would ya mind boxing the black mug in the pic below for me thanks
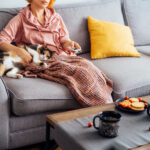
[147,105,150,116]
[93,111,121,138]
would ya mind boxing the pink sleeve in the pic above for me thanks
[58,14,70,43]
[0,14,22,45]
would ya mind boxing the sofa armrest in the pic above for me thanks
[0,77,9,150]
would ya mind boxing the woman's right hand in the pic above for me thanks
[15,48,32,65]
[0,42,32,65]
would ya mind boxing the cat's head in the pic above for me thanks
[37,44,52,61]
[26,44,52,61]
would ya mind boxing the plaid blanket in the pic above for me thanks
[20,55,113,107]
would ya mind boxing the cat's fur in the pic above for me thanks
[0,44,52,79]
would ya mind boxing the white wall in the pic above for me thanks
[0,0,100,8]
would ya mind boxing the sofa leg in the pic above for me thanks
[49,140,58,150]
[45,121,58,150]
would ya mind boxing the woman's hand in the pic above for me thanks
[62,40,81,54]
[15,48,32,65]
[0,42,32,65]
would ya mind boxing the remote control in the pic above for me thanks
[71,48,81,53]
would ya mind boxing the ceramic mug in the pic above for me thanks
[147,105,150,116]
[93,111,121,138]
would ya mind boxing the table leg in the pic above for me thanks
[45,121,58,150]
[45,121,50,150]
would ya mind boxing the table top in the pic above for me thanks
[46,95,150,127]
[47,103,115,127]
[46,95,150,150]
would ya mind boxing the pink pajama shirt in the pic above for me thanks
[0,5,71,55]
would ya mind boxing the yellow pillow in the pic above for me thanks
[88,16,140,59]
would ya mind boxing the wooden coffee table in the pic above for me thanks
[45,95,150,150]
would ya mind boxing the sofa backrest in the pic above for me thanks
[55,0,124,53]
[123,0,150,46]
[0,8,21,32]
[0,0,124,53]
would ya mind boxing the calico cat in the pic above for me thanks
[0,44,52,79]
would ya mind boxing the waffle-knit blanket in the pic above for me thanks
[20,55,113,107]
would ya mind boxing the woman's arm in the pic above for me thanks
[0,42,32,64]
[0,14,22,46]
[58,14,81,52]
[58,15,70,44]
[0,14,32,64]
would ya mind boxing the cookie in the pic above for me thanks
[130,102,145,111]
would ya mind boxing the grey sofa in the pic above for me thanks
[1,0,150,149]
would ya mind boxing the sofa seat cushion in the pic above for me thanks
[136,46,150,56]
[3,77,81,116]
[124,0,150,46]
[80,52,150,100]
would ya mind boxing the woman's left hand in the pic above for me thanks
[62,40,81,54]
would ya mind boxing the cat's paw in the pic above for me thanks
[39,62,48,68]
[16,74,23,79]
[43,63,48,68]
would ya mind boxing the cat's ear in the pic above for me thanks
[37,44,42,50]
[44,42,47,47]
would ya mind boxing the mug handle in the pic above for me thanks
[93,115,100,130]
[147,105,150,116]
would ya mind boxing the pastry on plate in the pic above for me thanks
[130,102,145,111]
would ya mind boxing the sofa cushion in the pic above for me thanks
[3,77,81,116]
[10,113,47,133]
[124,0,150,46]
[56,0,124,53]
[88,16,140,59]
[80,52,150,100]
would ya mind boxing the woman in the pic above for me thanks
[0,0,113,106]
[0,0,81,65]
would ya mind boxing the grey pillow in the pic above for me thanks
[124,0,150,46]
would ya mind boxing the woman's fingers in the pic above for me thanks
[70,41,74,48]
[17,48,32,65]
[68,41,81,50]
[74,42,81,50]
[23,52,32,64]
[65,41,74,50]
[62,40,81,55]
